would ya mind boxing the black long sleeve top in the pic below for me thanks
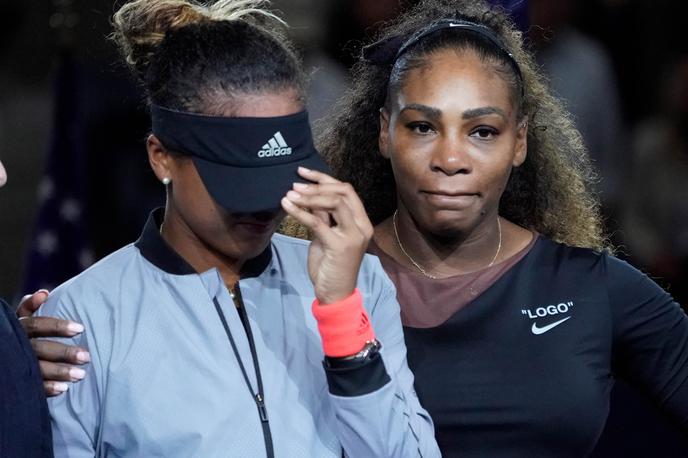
[388,237,688,457]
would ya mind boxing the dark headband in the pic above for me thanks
[363,18,523,91]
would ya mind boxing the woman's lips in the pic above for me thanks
[421,190,479,208]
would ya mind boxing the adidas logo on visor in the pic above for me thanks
[257,131,293,158]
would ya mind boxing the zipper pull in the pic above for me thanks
[255,394,269,422]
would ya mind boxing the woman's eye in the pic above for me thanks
[470,127,498,139]
[407,122,435,135]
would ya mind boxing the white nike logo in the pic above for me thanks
[531,316,571,335]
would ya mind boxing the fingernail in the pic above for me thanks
[68,322,85,333]
[286,190,301,199]
[37,289,50,295]
[298,166,311,173]
[281,197,294,208]
[293,182,308,190]
[76,351,91,363]
[54,382,69,393]
[69,368,86,380]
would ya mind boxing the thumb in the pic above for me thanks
[16,289,50,318]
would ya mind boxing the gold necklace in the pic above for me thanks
[392,210,502,279]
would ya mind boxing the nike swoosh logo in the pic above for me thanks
[531,316,571,335]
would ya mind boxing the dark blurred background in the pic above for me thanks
[1,0,687,454]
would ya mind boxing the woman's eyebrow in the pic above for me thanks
[399,104,508,122]
[462,106,507,121]
[399,103,442,120]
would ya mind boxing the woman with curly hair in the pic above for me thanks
[320,0,688,455]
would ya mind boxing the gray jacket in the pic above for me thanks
[38,210,440,457]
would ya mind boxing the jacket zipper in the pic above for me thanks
[213,287,275,458]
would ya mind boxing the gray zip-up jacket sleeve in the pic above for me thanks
[36,211,440,457]
[325,274,440,457]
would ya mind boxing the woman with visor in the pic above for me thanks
[31,0,439,456]
[317,0,688,456]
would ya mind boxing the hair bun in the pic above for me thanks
[112,0,284,79]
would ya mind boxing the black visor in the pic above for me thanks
[151,105,329,213]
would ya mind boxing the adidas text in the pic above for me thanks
[258,131,293,158]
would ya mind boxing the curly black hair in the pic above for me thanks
[317,0,610,251]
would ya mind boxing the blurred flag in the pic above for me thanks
[21,53,94,294]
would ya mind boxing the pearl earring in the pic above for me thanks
[162,177,171,185]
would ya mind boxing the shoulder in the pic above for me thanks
[531,237,653,284]
[36,243,141,320]
[603,254,675,309]
[59,243,140,291]
[536,239,674,309]
[603,253,652,282]
[525,237,607,274]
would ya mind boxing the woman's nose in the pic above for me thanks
[429,139,472,175]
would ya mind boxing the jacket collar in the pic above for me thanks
[135,208,272,278]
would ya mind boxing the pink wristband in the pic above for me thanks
[311,289,376,357]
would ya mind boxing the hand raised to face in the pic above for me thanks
[281,167,373,305]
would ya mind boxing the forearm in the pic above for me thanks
[324,354,439,457]
[313,288,440,457]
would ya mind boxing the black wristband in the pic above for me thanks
[323,339,381,369]
[323,351,391,396]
